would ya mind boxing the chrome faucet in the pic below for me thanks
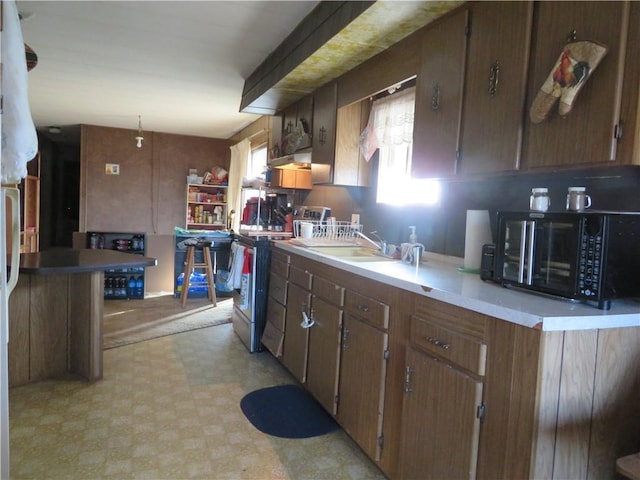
[355,231,383,251]
[402,243,425,266]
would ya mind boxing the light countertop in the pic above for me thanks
[273,241,640,332]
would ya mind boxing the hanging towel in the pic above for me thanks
[1,0,38,184]
[226,242,245,290]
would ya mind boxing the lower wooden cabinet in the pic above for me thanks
[281,282,311,383]
[399,346,483,480]
[338,313,389,461]
[306,290,343,415]
[268,246,640,480]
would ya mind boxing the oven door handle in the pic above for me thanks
[525,220,536,285]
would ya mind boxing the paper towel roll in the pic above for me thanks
[463,210,493,271]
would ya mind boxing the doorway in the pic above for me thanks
[38,126,80,249]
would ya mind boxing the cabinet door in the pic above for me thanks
[306,295,342,415]
[411,9,468,178]
[312,82,337,179]
[334,101,371,186]
[282,282,311,383]
[459,1,533,174]
[338,314,388,461]
[523,1,627,169]
[399,347,483,480]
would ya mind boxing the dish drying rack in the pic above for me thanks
[291,220,363,246]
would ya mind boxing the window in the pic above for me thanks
[370,86,440,206]
[248,145,267,179]
[241,145,269,230]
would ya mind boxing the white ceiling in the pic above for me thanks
[18,1,321,140]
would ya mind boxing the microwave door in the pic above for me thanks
[531,220,577,293]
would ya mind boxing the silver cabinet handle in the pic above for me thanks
[488,61,500,96]
[431,84,440,110]
[427,336,450,350]
[404,366,414,393]
[356,304,369,313]
[342,328,350,349]
[300,310,315,329]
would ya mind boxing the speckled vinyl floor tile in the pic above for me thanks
[9,323,385,480]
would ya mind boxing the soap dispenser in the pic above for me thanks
[409,226,417,244]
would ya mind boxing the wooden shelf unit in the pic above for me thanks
[186,183,228,230]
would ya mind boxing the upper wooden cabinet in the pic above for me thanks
[458,1,533,175]
[270,168,312,190]
[282,94,313,155]
[333,100,372,186]
[312,82,337,180]
[411,9,468,178]
[522,1,630,169]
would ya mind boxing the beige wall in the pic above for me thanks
[79,124,232,293]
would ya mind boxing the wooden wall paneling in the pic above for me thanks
[29,274,69,382]
[588,327,640,479]
[82,125,154,233]
[68,272,103,381]
[144,234,174,294]
[153,132,232,235]
[553,329,598,479]
[80,125,232,236]
[530,331,564,480]
[8,275,31,387]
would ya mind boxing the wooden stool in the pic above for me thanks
[180,242,217,307]
[617,452,640,480]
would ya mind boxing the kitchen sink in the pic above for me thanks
[308,246,397,262]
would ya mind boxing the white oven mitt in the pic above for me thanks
[1,0,38,184]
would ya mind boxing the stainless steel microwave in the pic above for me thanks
[485,211,640,310]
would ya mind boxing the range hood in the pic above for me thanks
[268,151,312,169]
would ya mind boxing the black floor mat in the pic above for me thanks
[240,384,338,439]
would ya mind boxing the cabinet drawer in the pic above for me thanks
[345,290,388,330]
[410,315,487,376]
[266,300,286,334]
[271,249,290,266]
[268,272,287,305]
[271,258,289,279]
[312,275,344,306]
[289,265,312,290]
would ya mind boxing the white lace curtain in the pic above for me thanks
[371,86,415,203]
[227,139,251,232]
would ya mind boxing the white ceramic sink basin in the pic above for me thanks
[308,246,397,262]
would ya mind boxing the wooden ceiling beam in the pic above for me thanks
[240,1,374,114]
